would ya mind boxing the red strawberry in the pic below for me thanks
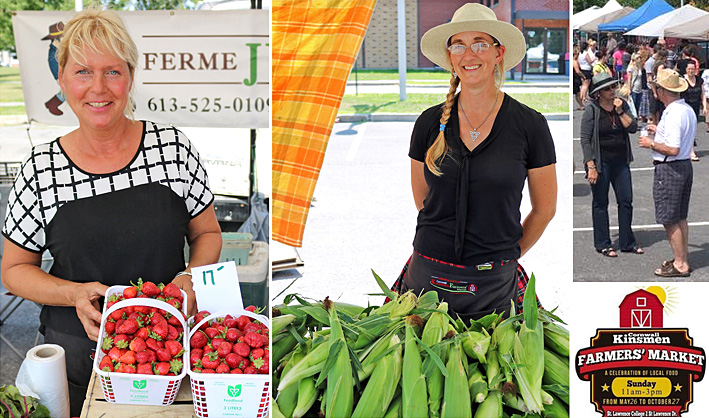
[234,342,250,357]
[215,324,227,334]
[225,328,242,343]
[193,311,211,331]
[150,312,167,326]
[250,348,264,360]
[217,341,233,358]
[114,334,130,349]
[133,305,150,315]
[119,350,136,365]
[135,327,150,341]
[170,359,183,374]
[239,358,251,369]
[156,347,172,362]
[211,338,226,349]
[127,312,144,322]
[223,317,238,328]
[204,345,214,355]
[99,356,114,372]
[136,363,153,375]
[166,325,179,341]
[244,331,264,348]
[101,337,113,354]
[244,322,261,333]
[154,362,170,375]
[204,327,220,340]
[108,347,124,362]
[135,350,152,364]
[244,305,257,313]
[225,353,242,370]
[146,349,157,364]
[146,338,162,352]
[258,359,269,374]
[216,363,230,374]
[104,320,116,335]
[243,366,257,374]
[110,308,125,322]
[201,369,216,374]
[237,316,251,331]
[161,283,182,299]
[151,321,168,341]
[166,298,181,310]
[190,349,204,367]
[123,286,138,299]
[139,279,161,297]
[190,331,208,349]
[123,364,137,374]
[201,352,220,369]
[129,337,147,352]
[168,315,182,327]
[165,340,184,358]
[117,318,140,335]
[230,368,243,374]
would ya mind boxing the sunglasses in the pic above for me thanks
[601,85,616,92]
[448,42,499,55]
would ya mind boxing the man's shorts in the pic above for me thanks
[653,160,693,224]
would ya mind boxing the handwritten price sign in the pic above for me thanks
[191,262,244,313]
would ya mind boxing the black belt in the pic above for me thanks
[653,159,689,165]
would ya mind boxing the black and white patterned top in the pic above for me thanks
[2,120,214,337]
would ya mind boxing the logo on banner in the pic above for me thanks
[41,21,66,116]
[576,288,706,417]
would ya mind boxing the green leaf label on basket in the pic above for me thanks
[133,380,147,390]
[227,385,242,398]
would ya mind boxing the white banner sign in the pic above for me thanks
[12,10,269,128]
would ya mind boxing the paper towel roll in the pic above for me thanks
[15,344,70,418]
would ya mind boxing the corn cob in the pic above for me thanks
[467,364,488,403]
[513,274,545,413]
[278,337,330,391]
[357,329,396,381]
[491,316,517,388]
[383,395,403,418]
[541,393,569,418]
[441,341,471,418]
[422,302,449,418]
[324,298,354,418]
[353,313,394,349]
[543,322,570,357]
[473,391,502,418]
[334,301,366,318]
[461,330,490,364]
[402,315,428,418]
[542,349,569,387]
[273,322,307,367]
[389,291,418,318]
[485,346,501,390]
[292,376,318,418]
[271,397,287,418]
[277,349,304,417]
[502,391,529,413]
[273,314,296,334]
[352,334,402,418]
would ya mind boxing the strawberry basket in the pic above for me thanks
[92,286,189,406]
[187,310,271,418]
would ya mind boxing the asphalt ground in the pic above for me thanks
[572,108,709,281]
[272,118,572,321]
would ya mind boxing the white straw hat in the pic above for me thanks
[656,68,688,93]
[420,3,526,72]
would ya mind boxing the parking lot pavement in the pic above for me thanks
[573,108,709,281]
[272,118,572,320]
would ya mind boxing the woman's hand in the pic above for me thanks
[74,282,110,342]
[587,166,598,185]
[613,98,624,113]
[171,273,197,316]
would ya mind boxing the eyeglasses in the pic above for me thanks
[448,42,498,55]
[601,85,616,92]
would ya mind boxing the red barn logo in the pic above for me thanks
[619,289,663,328]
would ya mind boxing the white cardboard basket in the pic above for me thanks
[92,287,189,406]
[187,311,271,418]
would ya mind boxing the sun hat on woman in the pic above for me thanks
[420,3,526,72]
[590,72,620,95]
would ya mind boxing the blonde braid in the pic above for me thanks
[425,72,460,176]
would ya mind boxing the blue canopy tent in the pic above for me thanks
[598,0,673,32]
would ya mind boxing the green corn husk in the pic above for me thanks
[324,298,354,418]
[292,376,318,418]
[278,337,330,391]
[273,314,297,334]
[512,275,545,413]
[384,395,403,418]
[541,388,554,405]
[403,315,428,418]
[543,384,569,406]
[422,302,449,418]
[273,324,306,368]
[485,346,501,390]
[389,291,419,318]
[277,349,304,417]
[541,393,569,418]
[461,330,491,364]
[441,341,471,418]
[271,397,287,418]
[357,329,397,382]
[543,322,570,358]
[473,391,502,418]
[351,334,402,418]
[502,391,529,413]
[353,313,395,349]
[492,315,518,388]
[415,291,440,320]
[467,364,488,403]
[542,349,569,387]
[334,301,366,318]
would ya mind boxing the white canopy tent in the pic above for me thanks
[664,14,709,40]
[573,0,623,30]
[625,5,707,37]
[578,7,635,33]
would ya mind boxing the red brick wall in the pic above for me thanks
[418,0,472,68]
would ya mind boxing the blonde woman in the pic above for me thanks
[393,3,556,322]
[1,9,221,414]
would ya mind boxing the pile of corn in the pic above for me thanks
[271,273,569,418]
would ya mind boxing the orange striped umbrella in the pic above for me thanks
[272,0,377,246]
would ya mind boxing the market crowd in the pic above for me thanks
[575,34,707,278]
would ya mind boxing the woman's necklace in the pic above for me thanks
[601,102,617,129]
[459,92,499,141]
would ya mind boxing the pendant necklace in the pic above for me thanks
[460,92,499,141]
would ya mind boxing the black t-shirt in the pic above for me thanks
[681,77,704,115]
[598,109,628,162]
[2,121,214,338]
[409,94,556,265]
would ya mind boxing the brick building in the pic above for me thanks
[356,0,569,75]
